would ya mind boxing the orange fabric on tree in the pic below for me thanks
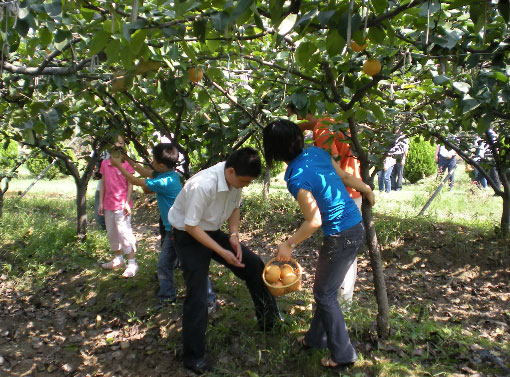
[312,117,362,199]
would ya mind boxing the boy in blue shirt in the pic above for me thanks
[111,143,216,309]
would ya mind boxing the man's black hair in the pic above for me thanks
[153,143,179,170]
[225,147,261,178]
[263,119,304,168]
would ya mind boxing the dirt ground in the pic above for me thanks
[1,199,509,377]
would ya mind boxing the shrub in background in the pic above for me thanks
[0,141,19,171]
[26,151,68,179]
[404,136,436,183]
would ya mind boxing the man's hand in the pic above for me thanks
[276,242,292,262]
[123,202,131,216]
[98,203,104,216]
[220,248,245,268]
[229,234,243,263]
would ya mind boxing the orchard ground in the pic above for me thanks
[0,165,508,377]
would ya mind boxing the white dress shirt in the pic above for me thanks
[168,162,242,231]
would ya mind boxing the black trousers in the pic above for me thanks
[173,229,280,365]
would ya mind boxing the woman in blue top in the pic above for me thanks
[263,119,375,371]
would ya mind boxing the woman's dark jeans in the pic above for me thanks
[304,222,365,364]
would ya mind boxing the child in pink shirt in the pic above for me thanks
[98,135,138,278]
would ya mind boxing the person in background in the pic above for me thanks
[286,104,362,309]
[99,134,138,278]
[110,143,217,311]
[390,132,409,191]
[435,143,457,190]
[93,152,106,231]
[168,147,281,374]
[263,119,374,372]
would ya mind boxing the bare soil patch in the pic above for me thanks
[0,200,509,376]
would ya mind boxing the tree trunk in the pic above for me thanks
[263,165,270,199]
[361,203,390,337]
[501,191,510,236]
[76,179,88,239]
[0,188,4,218]
[348,116,390,338]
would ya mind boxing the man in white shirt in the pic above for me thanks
[168,147,280,374]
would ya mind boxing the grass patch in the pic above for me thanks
[0,171,508,376]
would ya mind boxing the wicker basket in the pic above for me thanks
[262,257,302,297]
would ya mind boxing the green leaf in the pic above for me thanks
[181,42,198,64]
[17,6,30,19]
[44,0,62,17]
[39,27,52,47]
[367,26,386,44]
[206,39,221,53]
[291,92,308,110]
[120,47,134,70]
[365,103,385,121]
[130,29,149,56]
[487,70,508,83]
[231,0,254,21]
[372,0,388,14]
[22,130,35,145]
[326,30,345,57]
[183,97,195,112]
[499,0,510,23]
[452,81,470,94]
[470,4,484,26]
[198,90,209,106]
[62,127,74,140]
[318,10,336,26]
[443,28,463,49]
[80,7,95,22]
[295,41,318,68]
[88,30,110,57]
[278,13,297,35]
[462,95,480,113]
[42,108,60,131]
[269,0,284,27]
[432,74,450,85]
[211,12,231,32]
[105,39,122,64]
[33,121,46,134]
[192,19,207,43]
[15,19,30,38]
[54,30,72,51]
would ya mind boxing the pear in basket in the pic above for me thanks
[264,265,281,284]
[281,273,297,286]
[280,264,294,279]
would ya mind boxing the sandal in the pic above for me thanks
[122,263,139,278]
[297,336,310,349]
[320,357,354,371]
[102,259,125,270]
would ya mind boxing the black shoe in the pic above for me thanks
[207,300,218,315]
[183,360,214,375]
[152,298,176,311]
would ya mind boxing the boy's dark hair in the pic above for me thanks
[225,147,261,178]
[153,143,179,170]
[263,119,304,168]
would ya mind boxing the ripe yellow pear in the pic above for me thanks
[363,59,382,76]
